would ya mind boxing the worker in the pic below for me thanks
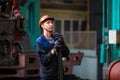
[35,15,70,80]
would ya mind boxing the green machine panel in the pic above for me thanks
[101,0,120,64]
[20,0,40,50]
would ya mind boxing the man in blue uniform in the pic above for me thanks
[35,15,69,80]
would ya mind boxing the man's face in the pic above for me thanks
[42,20,54,32]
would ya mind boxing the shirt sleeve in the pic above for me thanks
[35,42,53,66]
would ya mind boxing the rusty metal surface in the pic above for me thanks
[25,52,40,77]
[63,53,83,75]
[0,52,83,78]
[0,54,25,78]
[106,60,120,80]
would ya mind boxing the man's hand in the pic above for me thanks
[51,38,63,55]
[54,38,63,49]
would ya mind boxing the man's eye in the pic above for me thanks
[47,22,50,24]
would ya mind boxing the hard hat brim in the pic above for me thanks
[40,17,55,25]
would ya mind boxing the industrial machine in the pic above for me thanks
[100,0,120,80]
[0,0,24,66]
[0,0,83,80]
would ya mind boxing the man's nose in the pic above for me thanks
[50,22,53,25]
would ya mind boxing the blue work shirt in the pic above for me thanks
[35,34,69,80]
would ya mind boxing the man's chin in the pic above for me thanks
[49,30,53,33]
[47,29,53,33]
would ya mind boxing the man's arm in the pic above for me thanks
[35,42,54,66]
[53,34,70,57]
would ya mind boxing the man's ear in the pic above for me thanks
[41,24,44,29]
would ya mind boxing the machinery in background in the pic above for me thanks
[0,0,84,80]
[0,51,83,79]
[0,0,24,66]
[101,0,120,80]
